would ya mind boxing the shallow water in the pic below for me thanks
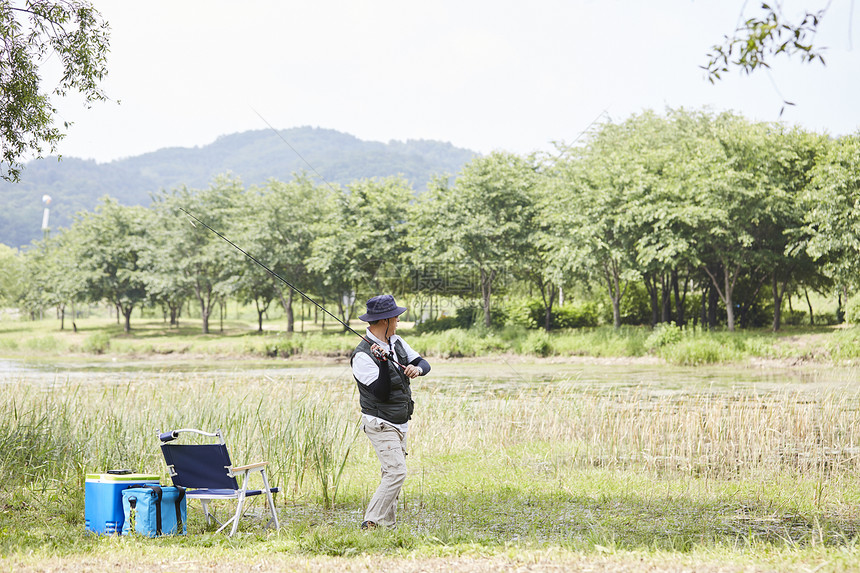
[1,356,856,399]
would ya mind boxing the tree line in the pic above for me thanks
[2,108,858,334]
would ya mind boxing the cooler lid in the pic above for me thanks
[85,473,160,483]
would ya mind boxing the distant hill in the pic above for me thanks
[0,127,478,249]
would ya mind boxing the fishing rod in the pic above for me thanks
[244,106,604,382]
[178,207,406,369]
[251,107,342,195]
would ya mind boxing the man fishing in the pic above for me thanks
[177,211,431,528]
[351,294,431,530]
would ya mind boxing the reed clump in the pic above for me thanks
[412,381,860,480]
[0,375,358,512]
[2,372,859,519]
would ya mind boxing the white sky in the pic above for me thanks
[49,0,860,163]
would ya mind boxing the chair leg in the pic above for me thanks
[215,514,236,535]
[226,470,252,537]
[229,492,246,537]
[261,469,280,530]
[201,500,212,525]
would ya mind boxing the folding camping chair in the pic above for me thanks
[158,428,279,536]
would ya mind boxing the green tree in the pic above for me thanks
[140,204,191,328]
[152,176,242,334]
[704,2,829,82]
[20,230,85,327]
[549,108,833,332]
[755,125,828,330]
[309,177,412,327]
[551,122,644,330]
[410,152,537,328]
[1,0,111,181]
[0,243,25,307]
[692,115,754,331]
[527,173,567,331]
[614,109,710,327]
[227,220,277,334]
[237,175,332,333]
[74,197,149,333]
[803,133,860,298]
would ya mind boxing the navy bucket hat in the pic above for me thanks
[359,295,407,322]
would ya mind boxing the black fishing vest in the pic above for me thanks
[351,338,413,424]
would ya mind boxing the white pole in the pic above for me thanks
[41,194,52,231]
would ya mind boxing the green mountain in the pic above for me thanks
[0,126,477,249]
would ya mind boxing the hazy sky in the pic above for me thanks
[49,0,860,163]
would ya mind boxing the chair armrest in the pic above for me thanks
[230,461,277,496]
[231,461,268,472]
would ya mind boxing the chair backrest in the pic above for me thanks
[161,443,238,490]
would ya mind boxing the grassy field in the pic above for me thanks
[2,317,860,571]
[2,314,860,365]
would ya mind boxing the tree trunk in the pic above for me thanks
[286,288,294,333]
[276,286,295,333]
[704,261,742,332]
[724,274,735,332]
[336,297,344,331]
[661,273,671,324]
[611,296,622,329]
[772,274,782,332]
[672,269,687,327]
[122,304,133,333]
[542,283,557,332]
[480,268,494,328]
[200,298,210,334]
[837,285,847,323]
[771,273,790,332]
[707,281,718,330]
[604,262,626,330]
[643,273,659,327]
[805,287,814,326]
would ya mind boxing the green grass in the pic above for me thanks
[1,364,860,570]
[4,308,860,569]
[4,315,858,367]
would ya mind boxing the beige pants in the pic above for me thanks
[362,419,407,527]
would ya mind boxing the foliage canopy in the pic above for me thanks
[0,0,111,182]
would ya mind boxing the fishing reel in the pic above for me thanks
[371,344,392,362]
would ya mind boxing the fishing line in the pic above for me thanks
[246,106,581,380]
[178,207,407,369]
[549,108,610,163]
[250,107,342,196]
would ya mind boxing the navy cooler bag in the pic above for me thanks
[121,485,187,536]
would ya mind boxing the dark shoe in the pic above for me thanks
[360,520,377,530]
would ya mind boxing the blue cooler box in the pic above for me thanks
[85,473,160,534]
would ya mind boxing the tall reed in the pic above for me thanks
[0,375,358,509]
[412,381,860,479]
[2,372,858,510]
